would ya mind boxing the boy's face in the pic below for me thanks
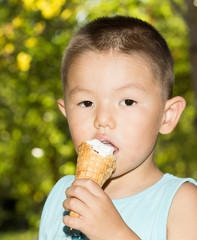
[63,51,165,178]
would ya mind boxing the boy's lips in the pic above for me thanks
[95,135,119,155]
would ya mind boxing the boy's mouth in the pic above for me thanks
[100,140,119,156]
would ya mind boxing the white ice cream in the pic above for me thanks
[86,139,114,157]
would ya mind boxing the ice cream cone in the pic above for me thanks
[70,140,116,217]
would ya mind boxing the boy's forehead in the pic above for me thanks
[67,51,152,74]
[67,51,158,84]
[66,50,162,96]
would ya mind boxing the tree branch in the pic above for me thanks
[169,0,187,22]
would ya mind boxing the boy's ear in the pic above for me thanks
[57,99,67,118]
[159,96,186,134]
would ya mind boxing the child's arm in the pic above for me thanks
[167,182,197,240]
[63,178,141,240]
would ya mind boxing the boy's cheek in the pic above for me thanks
[69,123,92,148]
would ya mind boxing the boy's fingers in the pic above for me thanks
[71,178,103,196]
[64,179,109,217]
[63,197,88,217]
[66,184,93,200]
[63,214,84,231]
[63,178,113,222]
[66,184,99,210]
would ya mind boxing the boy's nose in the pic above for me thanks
[94,106,116,129]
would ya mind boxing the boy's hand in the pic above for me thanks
[62,178,140,240]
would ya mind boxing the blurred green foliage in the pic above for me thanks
[0,230,37,240]
[0,0,196,233]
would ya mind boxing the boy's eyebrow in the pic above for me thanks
[115,82,147,92]
[68,83,147,96]
[68,87,91,96]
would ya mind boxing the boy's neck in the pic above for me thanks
[103,163,163,200]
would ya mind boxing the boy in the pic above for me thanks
[39,16,197,240]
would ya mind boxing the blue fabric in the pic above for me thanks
[39,174,197,240]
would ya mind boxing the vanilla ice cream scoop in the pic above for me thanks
[70,139,116,217]
[86,139,114,157]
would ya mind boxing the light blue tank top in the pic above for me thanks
[39,173,197,240]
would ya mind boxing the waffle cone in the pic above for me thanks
[70,141,116,217]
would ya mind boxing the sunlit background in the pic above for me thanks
[0,0,197,239]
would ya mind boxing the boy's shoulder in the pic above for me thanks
[167,181,197,240]
[171,181,197,215]
[56,175,75,187]
[39,175,75,237]
[51,175,75,195]
[42,175,75,211]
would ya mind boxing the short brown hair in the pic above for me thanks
[61,16,174,100]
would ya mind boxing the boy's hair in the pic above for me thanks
[61,16,174,100]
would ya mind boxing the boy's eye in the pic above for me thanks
[79,101,94,107]
[121,99,136,106]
